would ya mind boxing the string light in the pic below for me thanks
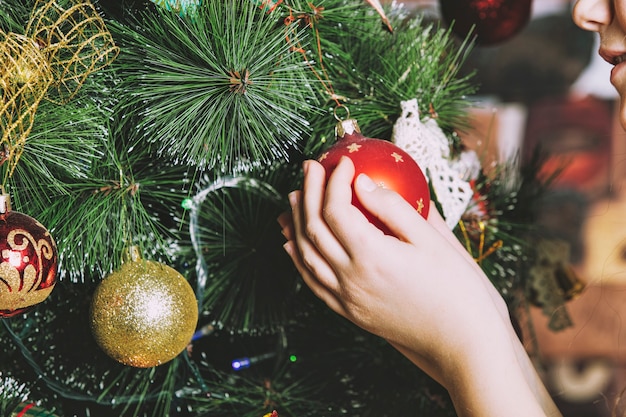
[191,324,215,341]
[231,352,277,371]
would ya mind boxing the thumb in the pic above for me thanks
[353,173,428,243]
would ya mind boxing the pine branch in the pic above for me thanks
[453,152,553,301]
[46,151,187,282]
[180,365,329,417]
[298,0,476,144]
[0,373,30,416]
[110,0,318,172]
[0,0,31,32]
[6,74,113,213]
[185,162,302,334]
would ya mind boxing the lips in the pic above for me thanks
[598,48,626,85]
[599,48,626,66]
[614,54,626,65]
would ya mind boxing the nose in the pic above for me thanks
[572,0,612,32]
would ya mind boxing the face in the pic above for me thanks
[572,0,626,128]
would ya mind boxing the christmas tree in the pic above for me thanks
[0,1,561,416]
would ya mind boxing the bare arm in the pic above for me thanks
[278,157,561,417]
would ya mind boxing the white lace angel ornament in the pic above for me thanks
[392,99,479,229]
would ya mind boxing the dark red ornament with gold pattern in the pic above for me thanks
[318,118,430,234]
[0,194,58,318]
[439,0,532,46]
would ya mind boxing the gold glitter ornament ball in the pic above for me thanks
[90,259,198,368]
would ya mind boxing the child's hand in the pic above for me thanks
[278,158,506,377]
[278,157,561,416]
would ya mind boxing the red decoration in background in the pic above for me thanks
[318,119,430,235]
[0,195,58,318]
[439,0,532,46]
[523,96,613,196]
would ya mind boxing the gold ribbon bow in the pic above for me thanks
[0,0,119,176]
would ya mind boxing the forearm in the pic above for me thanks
[510,331,562,417]
[389,317,561,417]
[446,329,556,417]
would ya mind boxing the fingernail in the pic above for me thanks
[277,212,287,228]
[283,241,294,256]
[288,191,297,208]
[356,173,377,192]
[338,155,353,167]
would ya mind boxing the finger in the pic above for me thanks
[320,158,387,254]
[352,172,428,244]
[300,160,351,266]
[282,240,346,316]
[277,211,294,241]
[352,175,508,314]
[322,156,357,211]
[289,189,342,293]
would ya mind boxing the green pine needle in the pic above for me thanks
[0,1,30,32]
[298,0,476,147]
[111,0,318,171]
[187,162,301,334]
[46,153,183,282]
[0,374,30,416]
[180,365,328,417]
[6,79,111,211]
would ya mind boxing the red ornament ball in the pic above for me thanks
[318,119,430,234]
[439,0,532,46]
[0,196,58,318]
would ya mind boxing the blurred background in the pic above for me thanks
[402,0,626,415]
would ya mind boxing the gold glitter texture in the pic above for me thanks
[25,0,119,102]
[90,259,198,368]
[1,0,119,176]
